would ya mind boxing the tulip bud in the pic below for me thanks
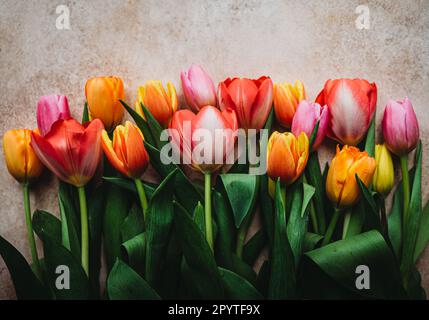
[267,131,309,185]
[3,129,44,183]
[135,80,178,127]
[101,121,149,179]
[218,76,273,131]
[382,97,419,156]
[291,100,329,150]
[316,78,377,146]
[181,64,217,112]
[326,145,376,208]
[37,95,71,136]
[273,80,306,128]
[85,76,125,131]
[373,144,394,196]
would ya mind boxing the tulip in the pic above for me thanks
[3,129,44,183]
[102,121,150,221]
[85,76,125,131]
[373,144,394,196]
[323,145,376,245]
[181,64,217,112]
[382,97,419,156]
[37,95,71,136]
[326,145,376,208]
[218,76,273,132]
[135,80,178,127]
[382,97,419,225]
[169,106,238,250]
[31,118,104,275]
[266,131,309,186]
[316,78,377,146]
[3,129,44,279]
[291,100,329,150]
[273,80,306,128]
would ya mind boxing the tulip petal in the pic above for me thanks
[250,77,273,130]
[101,129,128,177]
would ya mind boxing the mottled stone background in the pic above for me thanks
[0,0,428,299]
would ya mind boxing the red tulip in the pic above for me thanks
[291,100,329,150]
[316,78,377,146]
[37,95,71,136]
[382,97,419,156]
[218,76,273,132]
[169,106,238,173]
[31,118,104,187]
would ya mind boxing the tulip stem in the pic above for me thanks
[322,208,342,246]
[134,179,148,225]
[380,197,388,238]
[23,183,42,281]
[77,186,89,276]
[342,210,352,239]
[204,172,214,251]
[400,155,410,226]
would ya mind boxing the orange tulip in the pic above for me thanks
[135,80,178,127]
[273,80,306,128]
[267,131,309,185]
[101,121,149,179]
[3,129,44,183]
[85,76,125,131]
[326,145,376,208]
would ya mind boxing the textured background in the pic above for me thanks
[0,0,428,299]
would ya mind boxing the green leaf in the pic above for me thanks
[305,151,326,234]
[301,183,315,218]
[120,100,155,147]
[0,235,49,300]
[145,169,177,289]
[343,203,365,239]
[308,120,320,149]
[401,141,422,281]
[107,259,160,300]
[268,179,296,299]
[102,176,156,198]
[140,102,166,149]
[259,174,274,247]
[256,260,270,297]
[302,230,406,299]
[82,102,89,123]
[103,184,132,270]
[32,210,62,244]
[218,267,263,300]
[356,176,382,233]
[121,203,144,242]
[243,229,266,266]
[364,114,376,157]
[213,190,235,269]
[174,170,204,214]
[144,142,176,178]
[120,233,146,276]
[173,201,225,299]
[193,202,205,234]
[303,232,323,252]
[221,173,258,228]
[414,201,429,262]
[231,254,257,285]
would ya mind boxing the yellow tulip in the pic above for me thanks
[326,145,376,208]
[273,80,306,128]
[267,131,309,186]
[85,76,125,131]
[3,129,44,183]
[373,144,394,196]
[135,80,178,127]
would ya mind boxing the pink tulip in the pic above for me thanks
[291,100,329,151]
[218,76,273,132]
[37,95,71,136]
[169,106,238,173]
[316,78,377,146]
[382,97,419,156]
[181,64,217,112]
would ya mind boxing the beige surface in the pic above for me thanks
[0,0,428,299]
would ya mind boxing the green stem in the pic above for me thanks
[134,178,148,225]
[400,155,410,226]
[204,172,214,251]
[380,197,388,237]
[322,208,342,246]
[309,201,319,234]
[342,210,352,239]
[23,183,42,280]
[77,186,89,276]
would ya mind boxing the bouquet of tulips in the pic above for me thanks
[1,65,428,300]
